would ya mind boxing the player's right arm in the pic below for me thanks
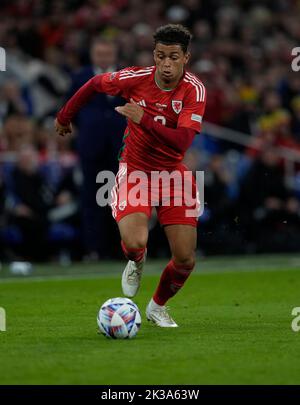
[55,70,130,136]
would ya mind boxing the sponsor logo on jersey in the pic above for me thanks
[156,103,168,110]
[137,100,147,107]
[172,100,182,114]
[191,113,203,123]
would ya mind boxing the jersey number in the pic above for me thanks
[154,115,166,126]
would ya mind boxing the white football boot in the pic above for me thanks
[146,298,178,328]
[121,251,146,298]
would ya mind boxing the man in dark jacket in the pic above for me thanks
[8,145,51,261]
[68,38,125,258]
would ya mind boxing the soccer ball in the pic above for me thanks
[97,297,141,339]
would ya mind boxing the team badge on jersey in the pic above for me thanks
[172,100,182,114]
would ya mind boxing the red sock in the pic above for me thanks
[153,259,194,306]
[121,240,146,262]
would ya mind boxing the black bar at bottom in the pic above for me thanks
[0,385,300,401]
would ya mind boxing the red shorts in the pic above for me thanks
[110,163,200,227]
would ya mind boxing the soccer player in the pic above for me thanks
[55,24,207,327]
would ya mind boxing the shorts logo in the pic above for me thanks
[119,201,127,211]
[172,100,182,114]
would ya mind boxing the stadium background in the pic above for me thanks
[1,0,300,386]
[1,0,300,263]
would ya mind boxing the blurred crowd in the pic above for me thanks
[1,0,300,262]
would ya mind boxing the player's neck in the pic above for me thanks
[154,71,183,91]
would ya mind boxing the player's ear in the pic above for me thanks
[153,49,157,62]
[184,51,191,65]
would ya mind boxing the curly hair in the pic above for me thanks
[153,24,192,53]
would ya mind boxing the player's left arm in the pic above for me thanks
[116,92,206,153]
[139,114,197,153]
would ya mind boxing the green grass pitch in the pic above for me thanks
[1,255,300,384]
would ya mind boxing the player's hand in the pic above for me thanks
[55,118,73,137]
[115,98,144,124]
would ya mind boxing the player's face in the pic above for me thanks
[153,43,190,87]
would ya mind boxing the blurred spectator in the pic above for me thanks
[0,173,5,260]
[192,59,227,126]
[0,80,28,123]
[48,165,82,263]
[204,155,233,225]
[6,145,52,261]
[27,47,70,119]
[198,154,241,254]
[1,115,35,152]
[66,37,125,259]
[226,83,259,135]
[291,96,300,141]
[239,148,300,252]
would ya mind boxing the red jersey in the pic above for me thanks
[58,66,206,172]
[96,66,206,171]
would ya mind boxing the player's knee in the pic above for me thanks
[173,252,195,269]
[122,233,148,250]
